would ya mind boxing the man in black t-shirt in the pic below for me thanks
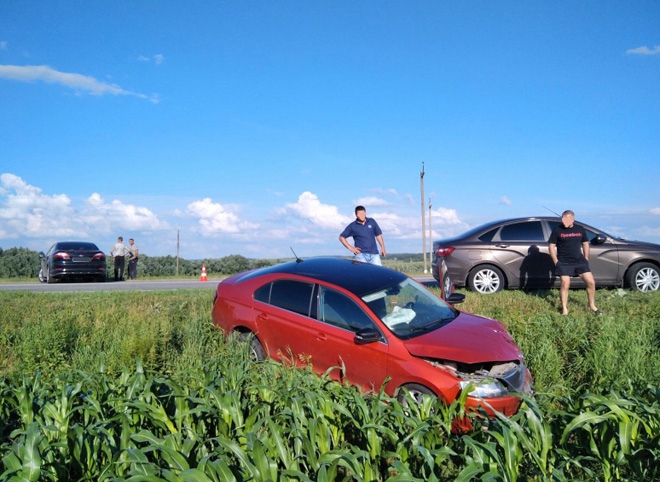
[548,210,600,316]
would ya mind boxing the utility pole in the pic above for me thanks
[428,197,433,271]
[420,162,427,273]
[176,230,180,276]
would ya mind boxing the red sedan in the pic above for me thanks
[212,257,533,417]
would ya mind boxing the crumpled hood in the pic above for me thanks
[402,312,524,364]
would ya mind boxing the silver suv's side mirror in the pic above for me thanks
[592,234,607,245]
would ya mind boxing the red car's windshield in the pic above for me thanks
[362,278,457,339]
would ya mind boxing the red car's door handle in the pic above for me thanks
[316,333,327,341]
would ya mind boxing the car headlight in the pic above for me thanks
[459,379,509,398]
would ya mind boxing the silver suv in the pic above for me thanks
[432,217,660,294]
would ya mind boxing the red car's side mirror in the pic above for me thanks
[354,328,382,345]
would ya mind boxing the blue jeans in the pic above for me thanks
[355,253,382,266]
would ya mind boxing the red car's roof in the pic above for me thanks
[233,257,409,298]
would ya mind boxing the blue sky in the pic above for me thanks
[1,1,659,260]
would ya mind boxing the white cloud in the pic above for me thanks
[370,206,466,243]
[651,207,660,215]
[138,54,165,65]
[82,193,169,233]
[500,195,512,206]
[266,188,285,197]
[187,197,258,235]
[279,191,351,230]
[0,64,158,103]
[371,187,399,198]
[370,211,411,238]
[429,207,469,240]
[626,45,660,55]
[0,173,169,242]
[0,173,82,239]
[431,207,464,226]
[639,225,660,238]
[354,196,389,207]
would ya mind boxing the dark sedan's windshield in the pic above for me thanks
[57,242,100,251]
[362,278,457,338]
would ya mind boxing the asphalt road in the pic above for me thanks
[0,275,438,293]
[0,279,220,293]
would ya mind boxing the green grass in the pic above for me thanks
[0,288,658,480]
[457,288,660,400]
[1,287,659,403]
[0,290,219,379]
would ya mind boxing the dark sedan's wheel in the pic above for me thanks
[626,262,660,293]
[239,332,266,362]
[468,265,504,294]
[38,268,46,283]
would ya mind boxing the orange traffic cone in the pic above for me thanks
[199,263,208,282]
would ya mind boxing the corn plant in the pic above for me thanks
[2,289,660,480]
[557,389,660,482]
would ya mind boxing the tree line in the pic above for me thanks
[0,247,275,279]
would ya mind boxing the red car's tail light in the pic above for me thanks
[92,253,106,260]
[53,252,70,259]
[435,246,455,257]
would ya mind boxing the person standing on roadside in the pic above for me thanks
[127,238,139,280]
[339,205,387,265]
[548,210,600,316]
[110,236,128,281]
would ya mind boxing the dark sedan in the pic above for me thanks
[39,241,107,283]
[212,257,532,418]
[432,217,660,294]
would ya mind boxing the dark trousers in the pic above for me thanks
[128,258,138,279]
[114,256,125,281]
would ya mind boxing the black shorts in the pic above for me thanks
[555,260,591,277]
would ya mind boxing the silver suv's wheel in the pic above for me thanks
[468,265,504,294]
[38,268,46,283]
[626,263,660,292]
